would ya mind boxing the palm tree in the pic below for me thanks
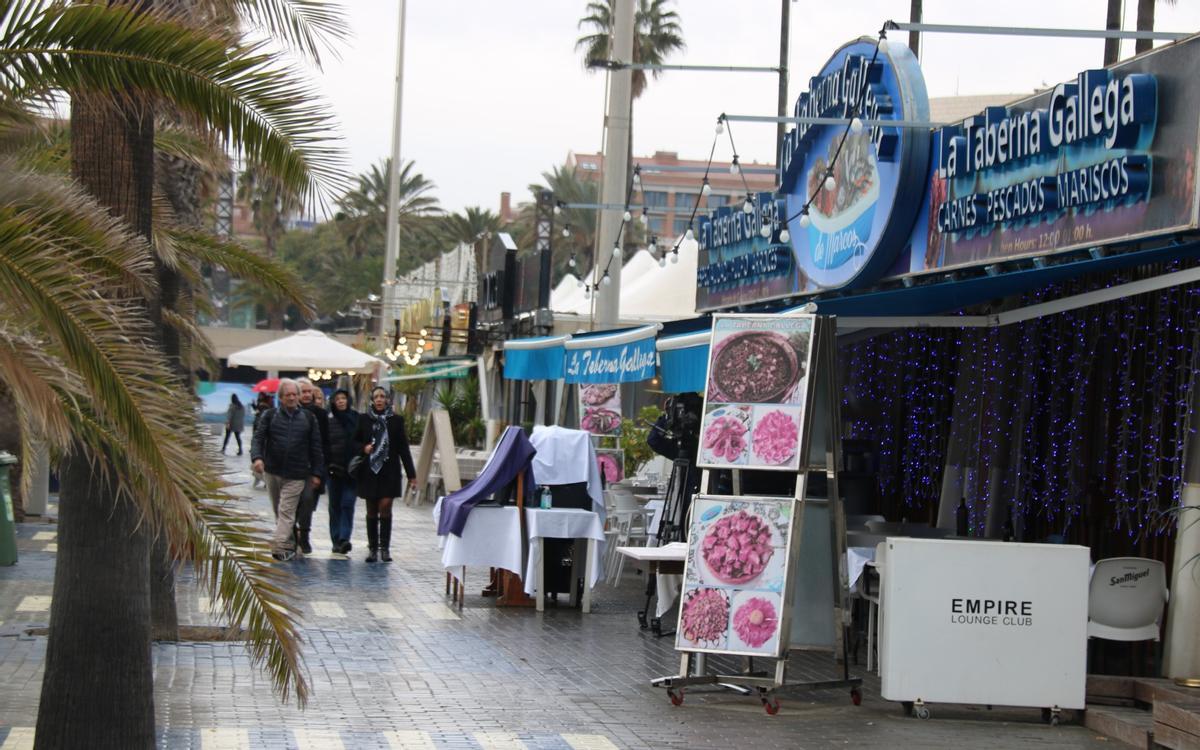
[0,1,343,744]
[335,157,441,259]
[576,0,685,100]
[440,205,500,247]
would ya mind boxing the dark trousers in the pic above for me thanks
[296,480,321,532]
[222,428,242,453]
[327,475,357,545]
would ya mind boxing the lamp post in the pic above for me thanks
[594,0,634,326]
[382,0,408,331]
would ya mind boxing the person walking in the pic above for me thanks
[294,378,331,554]
[222,393,246,455]
[326,389,359,554]
[352,386,416,563]
[250,379,324,561]
[250,392,274,489]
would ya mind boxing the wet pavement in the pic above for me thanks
[0,434,1121,748]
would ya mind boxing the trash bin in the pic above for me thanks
[0,452,17,565]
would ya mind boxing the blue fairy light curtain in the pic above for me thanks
[839,266,1200,556]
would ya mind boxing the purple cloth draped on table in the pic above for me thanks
[437,426,537,537]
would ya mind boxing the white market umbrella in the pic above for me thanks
[226,329,385,373]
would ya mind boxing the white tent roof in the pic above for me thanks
[549,242,698,321]
[226,329,385,373]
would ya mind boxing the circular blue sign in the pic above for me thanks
[780,38,930,290]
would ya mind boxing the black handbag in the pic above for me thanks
[347,455,366,479]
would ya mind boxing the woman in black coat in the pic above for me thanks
[352,386,416,562]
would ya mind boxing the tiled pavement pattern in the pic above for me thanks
[0,436,1120,749]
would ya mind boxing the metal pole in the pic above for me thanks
[382,0,408,329]
[908,0,922,59]
[885,20,1186,41]
[775,0,789,166]
[594,0,634,326]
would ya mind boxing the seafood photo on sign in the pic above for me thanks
[706,322,810,406]
[578,383,622,436]
[700,405,751,466]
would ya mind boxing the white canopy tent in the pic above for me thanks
[549,238,698,321]
[226,329,386,373]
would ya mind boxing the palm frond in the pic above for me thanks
[0,0,347,202]
[166,226,315,318]
[228,0,348,67]
[188,498,309,705]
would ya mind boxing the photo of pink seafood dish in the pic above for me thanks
[580,383,618,406]
[679,587,729,648]
[701,405,751,465]
[732,592,780,650]
[701,509,775,585]
[751,407,801,466]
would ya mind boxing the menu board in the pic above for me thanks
[697,315,814,471]
[675,495,797,658]
[578,383,621,436]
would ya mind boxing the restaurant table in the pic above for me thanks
[523,508,605,613]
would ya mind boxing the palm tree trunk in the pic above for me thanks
[35,93,157,748]
[1135,0,1155,55]
[35,447,154,750]
[1104,0,1124,65]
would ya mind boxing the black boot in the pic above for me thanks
[379,515,393,563]
[365,516,378,563]
[298,527,312,554]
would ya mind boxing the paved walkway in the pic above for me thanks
[0,435,1120,748]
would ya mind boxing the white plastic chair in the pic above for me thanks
[604,486,651,584]
[1088,557,1168,641]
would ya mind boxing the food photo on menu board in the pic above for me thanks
[699,315,814,471]
[676,495,794,657]
[578,383,622,436]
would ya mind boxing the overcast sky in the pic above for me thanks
[311,0,1200,216]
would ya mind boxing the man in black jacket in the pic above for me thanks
[251,379,324,560]
[294,377,332,553]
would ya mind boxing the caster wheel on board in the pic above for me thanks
[667,688,684,707]
[850,688,862,706]
[1042,708,1061,726]
[914,705,931,720]
[762,696,781,715]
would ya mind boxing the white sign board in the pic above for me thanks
[879,538,1089,710]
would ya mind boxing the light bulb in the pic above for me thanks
[576,278,584,288]
[612,244,621,258]
[715,119,724,135]
[399,336,407,344]
[568,255,577,268]
[799,212,811,229]
[685,227,694,241]
[779,228,790,243]
[601,274,611,287]
[824,173,836,192]
[701,181,712,197]
[553,205,561,215]
[878,37,888,53]
[419,329,428,336]
[562,226,571,238]
[742,199,754,214]
[760,225,771,238]
[632,171,641,186]
[729,161,739,175]
[623,210,632,222]
[583,288,591,299]
[670,252,679,264]
[850,117,864,134]
[658,257,667,268]
[639,210,648,225]
[648,240,657,254]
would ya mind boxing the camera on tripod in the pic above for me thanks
[657,392,701,456]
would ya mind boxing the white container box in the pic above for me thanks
[878,537,1089,711]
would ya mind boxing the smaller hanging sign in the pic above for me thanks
[579,384,622,437]
[564,328,658,384]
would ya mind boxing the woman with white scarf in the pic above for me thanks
[351,386,417,562]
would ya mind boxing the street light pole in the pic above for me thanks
[594,0,635,326]
[382,0,408,331]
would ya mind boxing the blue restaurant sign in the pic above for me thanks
[780,37,931,291]
[695,192,791,311]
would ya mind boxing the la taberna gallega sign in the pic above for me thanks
[779,37,931,291]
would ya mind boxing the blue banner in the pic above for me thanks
[565,336,657,384]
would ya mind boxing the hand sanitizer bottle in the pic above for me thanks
[540,487,552,509]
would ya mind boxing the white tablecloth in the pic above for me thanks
[847,546,877,591]
[523,508,605,596]
[434,498,523,580]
